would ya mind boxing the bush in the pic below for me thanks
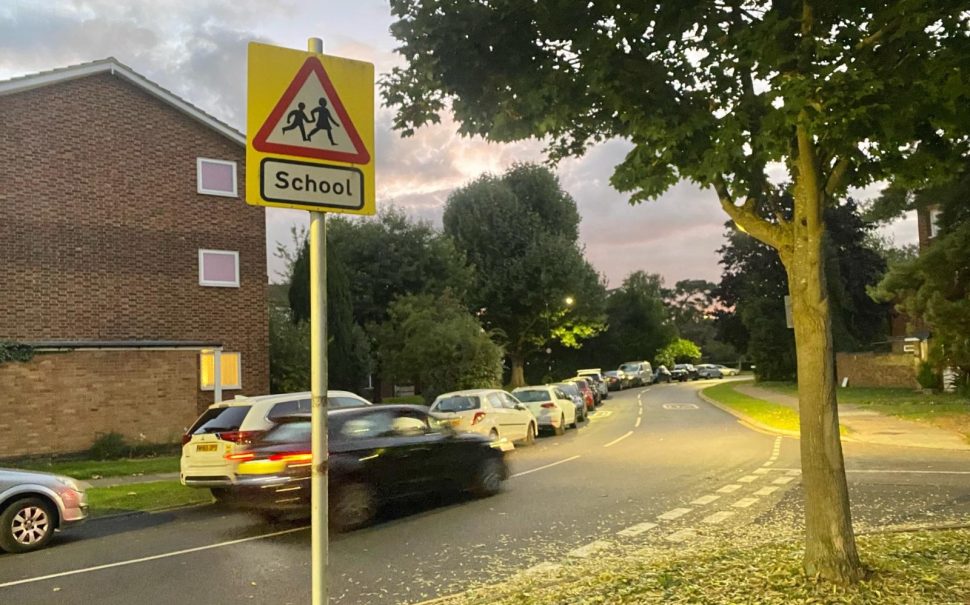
[88,432,130,460]
[916,361,941,390]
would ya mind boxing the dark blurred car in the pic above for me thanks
[225,405,508,530]
[553,382,588,422]
[672,364,699,381]
[653,365,672,383]
[567,378,597,411]
[602,370,625,391]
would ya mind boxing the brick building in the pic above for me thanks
[0,58,269,458]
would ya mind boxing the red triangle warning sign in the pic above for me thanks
[252,57,370,164]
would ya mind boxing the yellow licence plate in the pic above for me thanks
[196,444,218,452]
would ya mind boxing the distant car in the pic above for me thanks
[513,385,578,435]
[429,389,537,445]
[566,378,596,411]
[653,365,672,383]
[577,369,609,399]
[571,376,602,405]
[181,390,373,500]
[696,364,724,379]
[618,361,653,386]
[553,382,588,422]
[715,364,741,377]
[0,468,88,553]
[226,406,509,529]
[602,370,625,391]
[672,364,699,381]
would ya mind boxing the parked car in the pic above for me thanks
[577,369,609,400]
[553,382,588,422]
[672,364,700,381]
[512,385,578,435]
[225,406,509,529]
[618,361,653,386]
[566,378,597,411]
[696,364,724,379]
[653,365,672,383]
[602,370,625,391]
[429,389,537,445]
[0,468,88,553]
[715,364,741,377]
[571,376,602,405]
[181,390,373,499]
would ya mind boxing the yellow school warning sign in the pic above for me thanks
[246,42,375,215]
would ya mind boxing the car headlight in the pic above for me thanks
[55,476,83,492]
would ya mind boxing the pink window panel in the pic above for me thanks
[198,159,236,196]
[200,251,239,286]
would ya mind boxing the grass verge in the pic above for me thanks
[11,455,180,480]
[703,382,803,433]
[760,381,970,443]
[435,529,970,605]
[87,480,212,517]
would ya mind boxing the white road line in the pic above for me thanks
[665,528,696,543]
[754,468,770,475]
[737,475,760,483]
[786,469,802,476]
[634,416,642,428]
[510,455,581,478]
[754,486,779,496]
[523,562,561,575]
[845,469,970,476]
[702,511,735,524]
[657,507,692,521]
[773,476,796,485]
[567,540,612,558]
[603,430,634,448]
[0,526,309,589]
[716,484,742,494]
[690,494,720,505]
[732,497,759,508]
[762,461,775,466]
[617,522,658,537]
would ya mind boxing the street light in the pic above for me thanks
[564,295,575,307]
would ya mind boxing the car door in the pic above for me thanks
[553,388,576,425]
[500,392,533,440]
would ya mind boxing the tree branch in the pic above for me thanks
[824,156,851,196]
[713,176,791,253]
[854,17,902,52]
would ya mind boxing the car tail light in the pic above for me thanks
[224,451,256,462]
[181,434,192,446]
[471,411,487,425]
[540,402,557,409]
[268,451,313,463]
[217,430,263,444]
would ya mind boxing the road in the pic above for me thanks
[1,381,968,604]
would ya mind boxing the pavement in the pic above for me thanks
[734,382,970,451]
[1,380,967,605]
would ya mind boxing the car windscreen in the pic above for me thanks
[555,383,579,396]
[433,395,480,412]
[261,420,312,444]
[514,389,550,403]
[619,363,640,372]
[188,406,252,435]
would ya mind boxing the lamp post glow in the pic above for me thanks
[564,296,575,307]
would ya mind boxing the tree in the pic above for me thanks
[607,272,678,364]
[664,279,738,362]
[383,2,969,582]
[375,293,505,403]
[269,305,310,394]
[443,164,607,387]
[655,338,703,368]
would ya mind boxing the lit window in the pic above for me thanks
[929,207,942,239]
[200,351,242,390]
[197,158,238,197]
[198,249,240,287]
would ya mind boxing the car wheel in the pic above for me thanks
[258,510,284,525]
[472,457,505,497]
[331,483,377,532]
[0,497,56,554]
[554,415,566,436]
[210,487,231,504]
[522,423,536,446]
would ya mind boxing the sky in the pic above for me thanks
[0,0,918,287]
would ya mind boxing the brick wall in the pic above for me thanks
[835,352,919,389]
[0,351,199,458]
[0,72,269,411]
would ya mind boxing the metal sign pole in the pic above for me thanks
[308,37,329,605]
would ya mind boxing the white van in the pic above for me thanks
[618,361,653,386]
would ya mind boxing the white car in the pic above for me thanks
[180,390,371,499]
[715,364,741,376]
[429,389,537,446]
[511,385,578,436]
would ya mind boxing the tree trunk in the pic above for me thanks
[787,165,864,584]
[509,353,526,388]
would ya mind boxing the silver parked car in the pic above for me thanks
[0,468,88,553]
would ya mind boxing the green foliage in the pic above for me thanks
[656,338,702,368]
[88,432,130,460]
[375,293,504,403]
[916,361,942,391]
[269,305,310,393]
[703,382,802,434]
[0,341,33,365]
[442,164,607,377]
[87,481,211,516]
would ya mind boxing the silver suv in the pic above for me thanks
[618,361,653,387]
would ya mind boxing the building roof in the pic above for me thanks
[0,57,244,146]
[27,340,223,351]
